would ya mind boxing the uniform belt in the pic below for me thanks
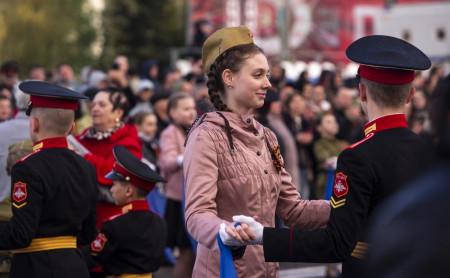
[13,236,77,254]
[350,241,369,259]
[106,274,152,278]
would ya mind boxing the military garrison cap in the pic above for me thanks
[106,145,166,192]
[346,35,431,84]
[19,81,88,116]
[202,25,254,74]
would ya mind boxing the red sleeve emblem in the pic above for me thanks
[91,233,108,252]
[12,182,27,203]
[333,172,349,198]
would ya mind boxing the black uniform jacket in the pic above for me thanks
[263,114,434,277]
[0,137,98,278]
[84,200,166,276]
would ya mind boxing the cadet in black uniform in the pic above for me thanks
[0,81,99,278]
[220,35,435,277]
[83,145,167,278]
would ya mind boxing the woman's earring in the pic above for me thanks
[228,85,233,89]
[115,117,120,123]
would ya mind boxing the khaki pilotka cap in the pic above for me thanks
[202,25,254,74]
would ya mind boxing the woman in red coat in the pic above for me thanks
[76,88,142,229]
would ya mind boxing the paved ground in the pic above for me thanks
[153,262,342,277]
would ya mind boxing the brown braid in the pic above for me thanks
[206,43,264,112]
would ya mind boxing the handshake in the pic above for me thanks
[219,215,264,246]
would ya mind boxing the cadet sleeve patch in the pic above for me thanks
[333,172,349,198]
[12,182,28,203]
[91,233,108,252]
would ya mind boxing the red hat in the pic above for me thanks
[358,65,414,85]
[29,95,79,110]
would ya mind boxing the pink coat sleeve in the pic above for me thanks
[276,169,331,229]
[183,126,229,253]
[160,126,183,174]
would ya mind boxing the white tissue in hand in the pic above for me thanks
[219,223,245,246]
[232,215,264,244]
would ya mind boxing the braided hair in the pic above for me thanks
[206,44,264,112]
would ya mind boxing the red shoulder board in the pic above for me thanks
[12,182,27,203]
[106,213,122,222]
[91,233,108,252]
[17,149,40,162]
[333,172,349,198]
[346,133,374,149]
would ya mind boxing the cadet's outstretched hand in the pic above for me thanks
[232,215,264,245]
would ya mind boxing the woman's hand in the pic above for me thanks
[219,216,260,246]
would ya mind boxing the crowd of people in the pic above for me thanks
[0,33,447,277]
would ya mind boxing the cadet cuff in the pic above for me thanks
[231,245,246,260]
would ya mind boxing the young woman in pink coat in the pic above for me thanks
[159,92,197,278]
[183,26,330,278]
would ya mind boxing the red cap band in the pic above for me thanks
[30,95,79,110]
[359,65,414,85]
[113,163,155,191]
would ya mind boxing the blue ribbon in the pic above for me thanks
[324,168,335,200]
[218,222,241,278]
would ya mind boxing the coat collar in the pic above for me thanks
[120,200,150,214]
[364,114,408,136]
[33,137,68,152]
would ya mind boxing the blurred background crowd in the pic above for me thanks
[0,52,446,200]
